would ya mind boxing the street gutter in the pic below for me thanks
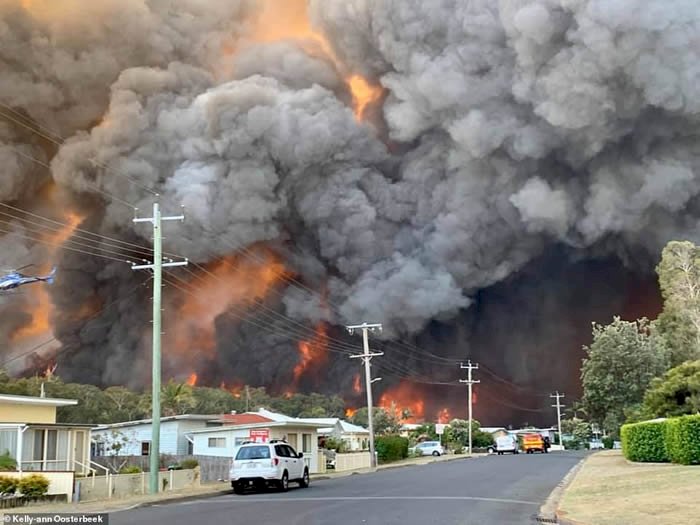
[536,454,588,524]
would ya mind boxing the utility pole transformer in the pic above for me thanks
[347,322,383,468]
[551,392,565,448]
[132,202,187,495]
[459,361,480,456]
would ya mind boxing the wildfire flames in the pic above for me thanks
[245,0,383,121]
[345,408,357,418]
[437,408,451,424]
[11,188,84,343]
[352,373,362,394]
[165,246,288,364]
[379,382,425,424]
[186,373,198,386]
[292,322,329,383]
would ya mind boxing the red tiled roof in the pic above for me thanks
[219,413,273,425]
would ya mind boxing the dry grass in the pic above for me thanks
[559,450,700,525]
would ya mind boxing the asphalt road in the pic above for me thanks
[111,451,586,525]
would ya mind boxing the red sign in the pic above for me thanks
[249,429,270,443]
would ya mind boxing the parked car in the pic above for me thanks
[495,434,519,455]
[410,441,444,456]
[589,440,604,450]
[229,440,310,494]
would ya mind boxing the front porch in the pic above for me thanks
[0,423,93,475]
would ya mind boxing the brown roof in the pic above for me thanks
[219,413,273,425]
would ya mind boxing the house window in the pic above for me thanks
[208,437,226,448]
[141,441,151,456]
[302,434,311,453]
[46,430,58,461]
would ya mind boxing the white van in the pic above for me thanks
[495,435,519,455]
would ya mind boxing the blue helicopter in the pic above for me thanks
[0,264,56,293]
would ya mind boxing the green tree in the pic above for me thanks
[581,317,667,434]
[655,241,700,364]
[350,407,402,434]
[160,380,195,416]
[642,360,700,418]
[103,386,144,421]
[191,387,239,415]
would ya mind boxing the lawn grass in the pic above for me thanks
[559,450,700,525]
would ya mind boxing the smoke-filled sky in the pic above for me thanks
[1,0,697,423]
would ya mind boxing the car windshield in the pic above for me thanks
[236,446,270,460]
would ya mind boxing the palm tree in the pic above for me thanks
[160,380,196,416]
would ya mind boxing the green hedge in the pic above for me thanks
[375,435,409,462]
[621,420,669,462]
[17,474,50,498]
[0,475,17,495]
[666,415,700,465]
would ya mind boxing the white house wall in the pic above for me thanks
[93,421,183,457]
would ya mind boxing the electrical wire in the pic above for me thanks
[0,105,159,197]
[0,224,131,264]
[0,276,152,368]
[5,144,137,209]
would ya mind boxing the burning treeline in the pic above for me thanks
[2,0,698,425]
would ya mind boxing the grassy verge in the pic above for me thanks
[559,450,700,525]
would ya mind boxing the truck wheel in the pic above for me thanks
[279,471,289,492]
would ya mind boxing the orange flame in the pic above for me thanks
[345,408,357,418]
[11,207,84,343]
[379,382,425,423]
[352,373,362,394]
[186,373,198,387]
[472,390,478,406]
[245,0,383,121]
[347,75,383,121]
[43,363,57,379]
[437,408,451,424]
[165,246,288,362]
[293,322,329,383]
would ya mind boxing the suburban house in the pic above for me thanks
[481,427,509,438]
[0,393,94,498]
[311,419,369,451]
[188,409,328,473]
[91,414,220,457]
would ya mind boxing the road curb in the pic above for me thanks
[125,488,233,511]
[536,455,587,524]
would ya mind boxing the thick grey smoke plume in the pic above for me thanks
[1,0,699,418]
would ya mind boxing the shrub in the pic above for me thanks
[602,436,614,449]
[0,451,17,471]
[472,430,495,448]
[375,435,409,462]
[666,415,700,465]
[179,458,199,470]
[17,474,50,498]
[0,475,17,495]
[621,420,669,462]
[119,466,142,474]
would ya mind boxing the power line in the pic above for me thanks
[0,276,152,369]
[0,202,182,260]
[0,224,133,264]
[4,144,137,209]
[0,105,159,197]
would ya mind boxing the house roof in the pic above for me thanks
[187,420,328,435]
[0,393,78,407]
[481,427,508,434]
[93,414,220,431]
[218,413,274,425]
